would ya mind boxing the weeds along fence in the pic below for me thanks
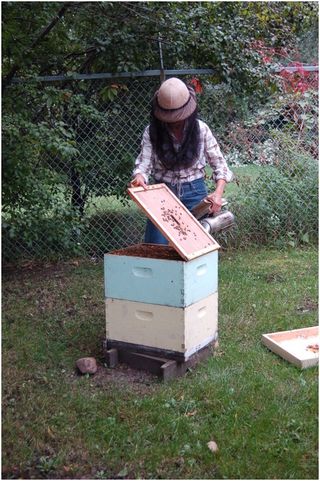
[2,66,318,261]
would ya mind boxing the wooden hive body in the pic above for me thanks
[104,244,218,308]
[104,244,219,361]
[104,184,220,362]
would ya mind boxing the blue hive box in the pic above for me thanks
[104,244,218,308]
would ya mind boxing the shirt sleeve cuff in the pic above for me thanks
[132,169,149,184]
[213,171,234,183]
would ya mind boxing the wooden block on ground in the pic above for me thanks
[102,340,217,380]
[118,350,167,375]
[104,346,119,368]
[161,360,180,381]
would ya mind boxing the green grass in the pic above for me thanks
[86,164,266,215]
[213,163,274,199]
[85,196,140,216]
[3,164,274,261]
[2,248,318,479]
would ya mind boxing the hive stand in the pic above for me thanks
[103,340,217,381]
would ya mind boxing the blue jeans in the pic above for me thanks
[144,177,208,245]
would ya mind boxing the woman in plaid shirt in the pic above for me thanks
[131,77,233,244]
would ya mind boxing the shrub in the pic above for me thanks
[2,195,85,261]
[230,139,318,247]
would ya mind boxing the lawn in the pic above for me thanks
[85,164,267,215]
[2,247,318,480]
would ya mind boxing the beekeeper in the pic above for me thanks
[131,77,233,244]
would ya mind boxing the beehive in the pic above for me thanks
[104,184,220,362]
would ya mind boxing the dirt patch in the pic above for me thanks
[2,258,101,284]
[72,363,160,395]
[3,260,74,281]
[265,273,286,283]
[296,296,318,313]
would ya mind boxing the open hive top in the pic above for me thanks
[110,244,183,260]
[262,326,319,369]
[128,184,219,261]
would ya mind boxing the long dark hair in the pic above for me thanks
[149,107,200,171]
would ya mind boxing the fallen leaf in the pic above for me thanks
[185,410,197,417]
[21,260,35,268]
[117,467,128,478]
[214,349,225,357]
[207,440,219,453]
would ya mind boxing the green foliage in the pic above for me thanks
[2,111,77,209]
[198,82,254,140]
[3,2,317,93]
[296,14,319,63]
[2,2,318,259]
[219,86,318,167]
[2,80,113,259]
[2,194,85,261]
[231,138,318,247]
[36,456,59,476]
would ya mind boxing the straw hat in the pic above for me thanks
[153,77,197,123]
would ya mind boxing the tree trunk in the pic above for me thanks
[70,169,85,217]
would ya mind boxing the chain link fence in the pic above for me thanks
[3,67,318,261]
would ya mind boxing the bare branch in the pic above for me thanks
[3,3,70,92]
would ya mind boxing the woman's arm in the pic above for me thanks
[204,124,233,213]
[131,126,154,187]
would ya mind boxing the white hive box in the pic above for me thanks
[104,184,220,361]
[106,292,218,361]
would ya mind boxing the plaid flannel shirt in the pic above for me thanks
[133,119,233,185]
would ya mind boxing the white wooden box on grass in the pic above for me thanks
[106,292,218,361]
[262,326,319,369]
[104,244,218,307]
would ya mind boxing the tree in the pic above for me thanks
[2,1,318,257]
[3,2,317,90]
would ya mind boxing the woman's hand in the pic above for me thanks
[206,179,226,214]
[206,191,223,214]
[130,174,147,189]
[206,179,226,213]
